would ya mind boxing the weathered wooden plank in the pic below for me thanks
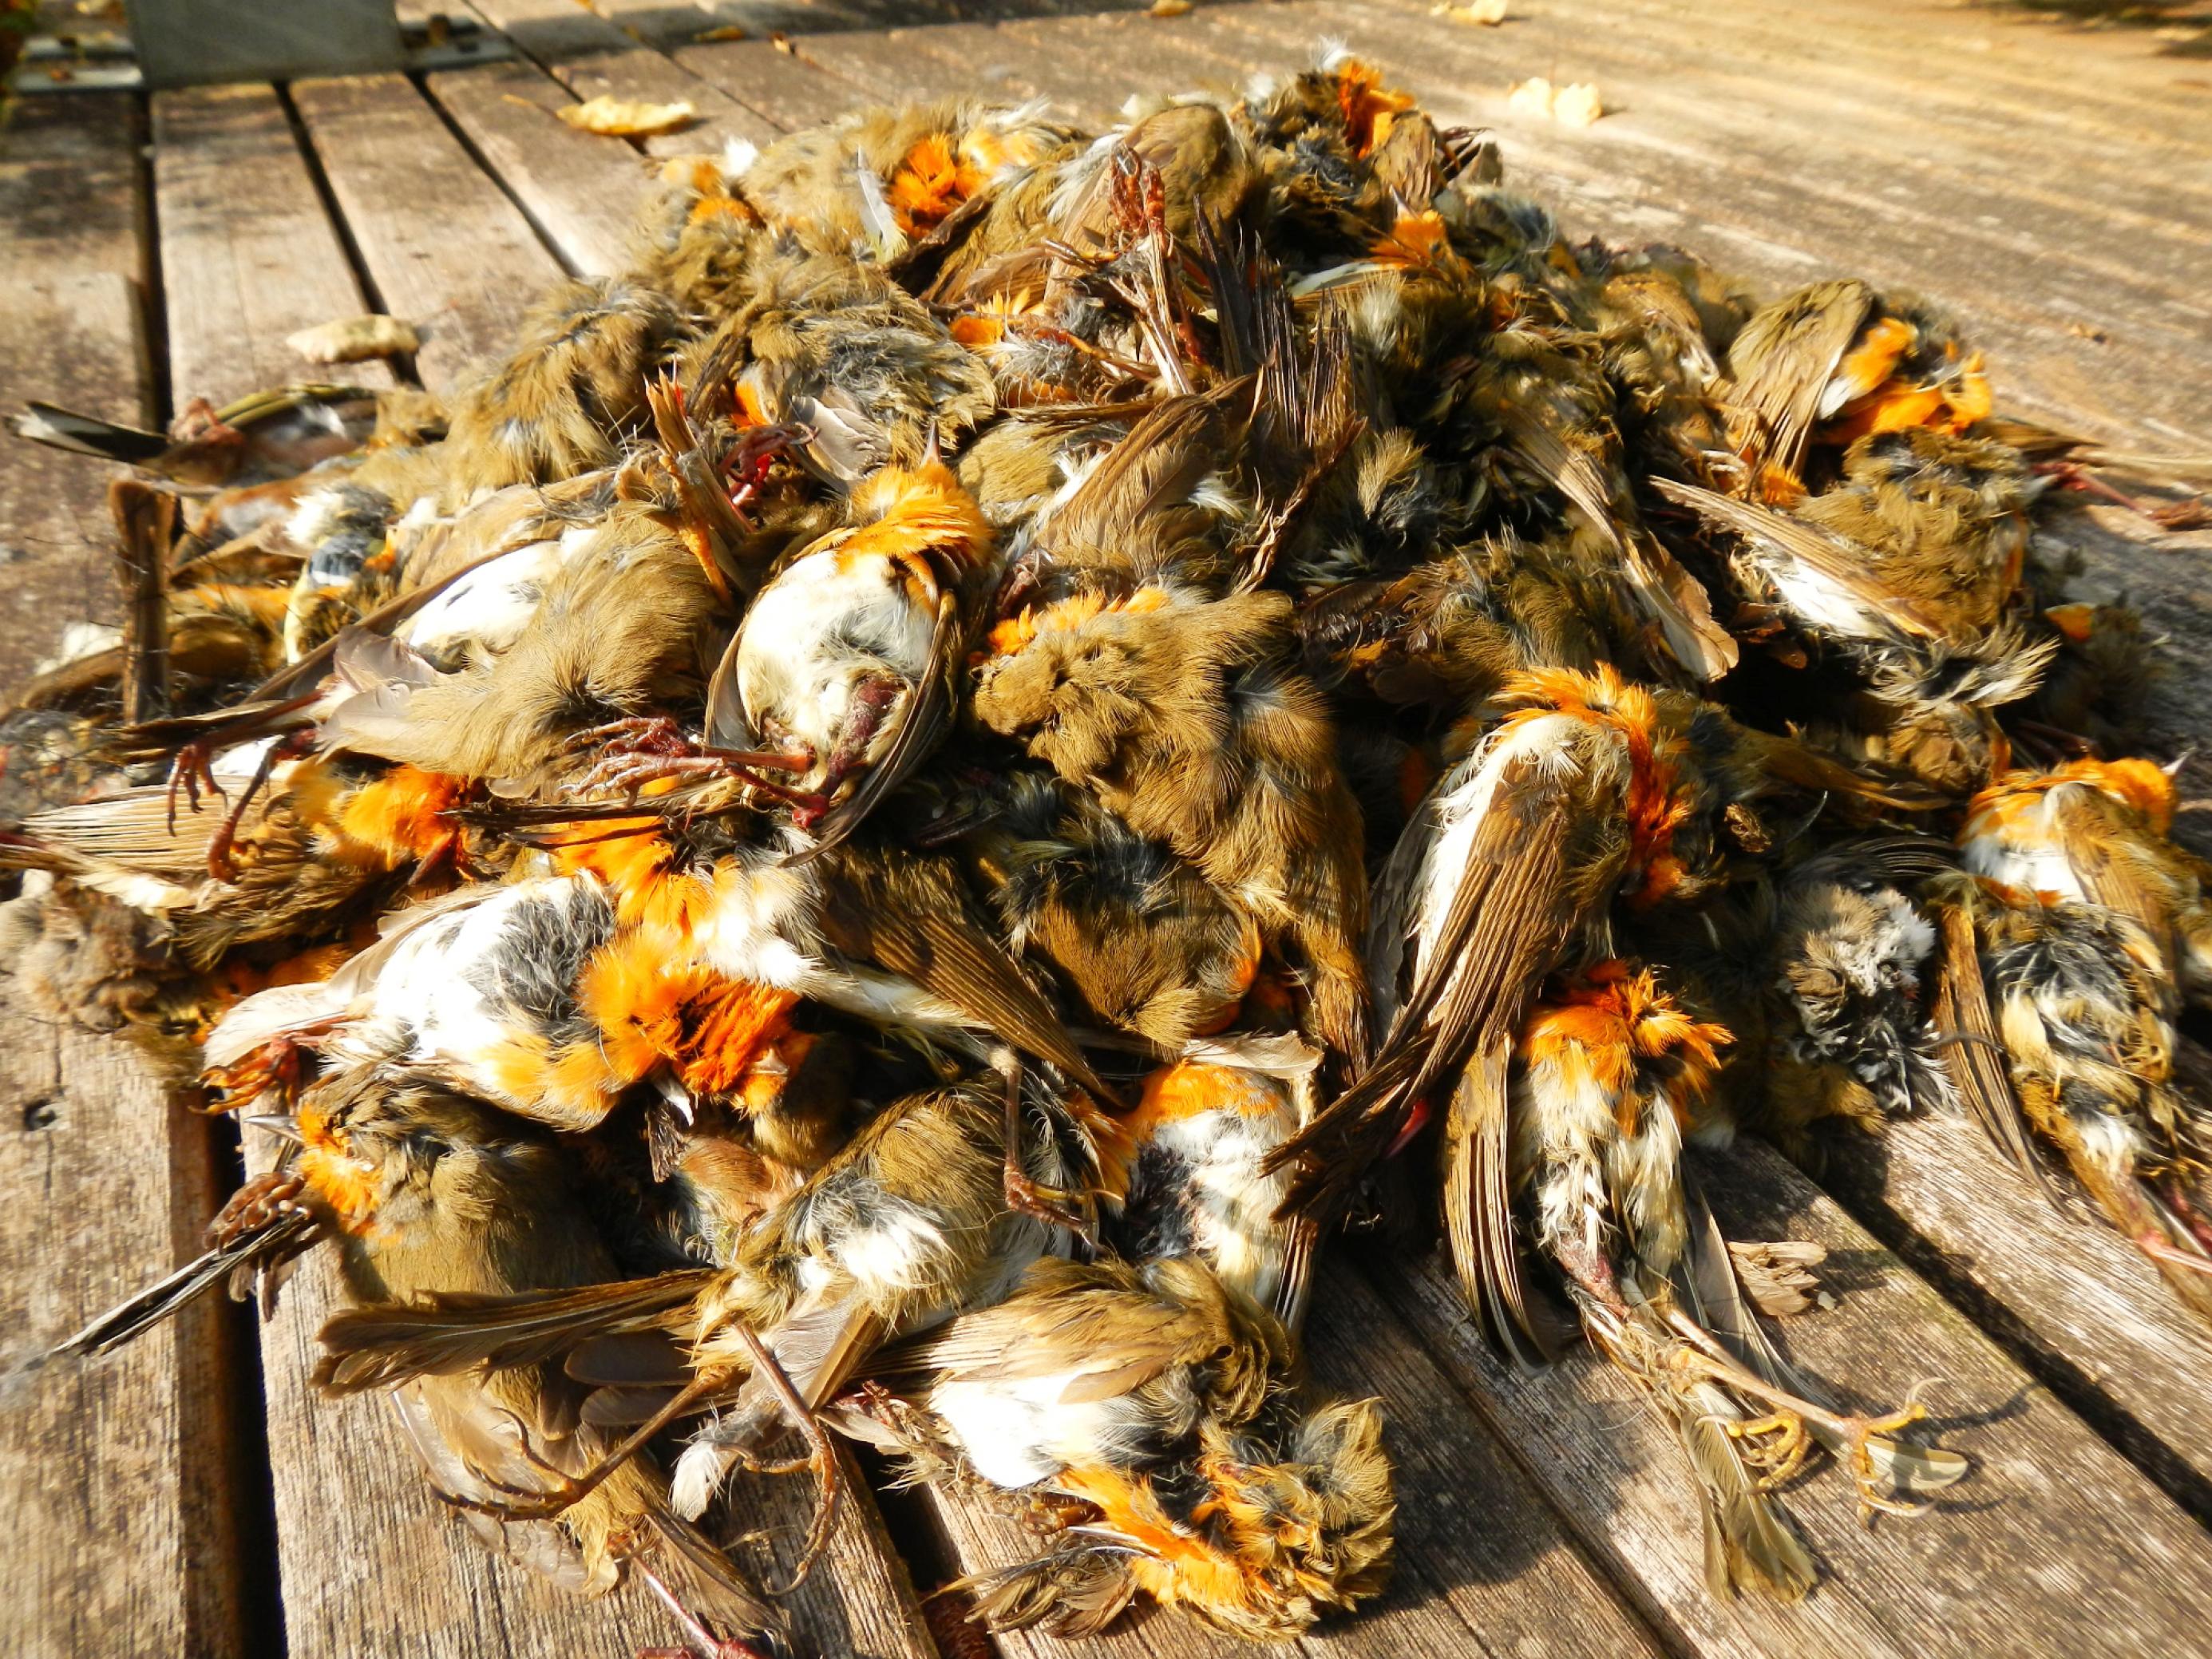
[1814,1091,2212,1520]
[420,57,655,277]
[1368,1138,2212,1659]
[461,0,782,158]
[0,1009,247,1659]
[913,1256,1663,1659]
[1200,0,2212,450]
[289,74,565,392]
[674,35,878,133]
[151,84,396,408]
[0,91,149,691]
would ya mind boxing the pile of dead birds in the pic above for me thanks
[6,49,2210,1653]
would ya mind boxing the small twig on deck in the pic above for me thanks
[109,477,175,726]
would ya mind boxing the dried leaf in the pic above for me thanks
[1553,81,1605,126]
[695,24,746,42]
[556,95,697,138]
[1149,0,1193,14]
[1506,76,1605,125]
[1433,0,1507,22]
[286,315,419,365]
[1506,76,1554,118]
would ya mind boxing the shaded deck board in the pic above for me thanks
[0,1013,245,1659]
[288,74,568,392]
[1370,1138,2212,1659]
[0,92,150,688]
[151,84,395,407]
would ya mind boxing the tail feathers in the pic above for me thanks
[51,1204,321,1359]
[315,1270,714,1392]
[636,1505,780,1637]
[2078,1158,2212,1318]
[16,402,169,465]
[1671,1379,1818,1602]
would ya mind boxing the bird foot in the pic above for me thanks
[565,717,816,807]
[164,739,227,834]
[1838,1400,1937,1522]
[1002,1169,1097,1244]
[1723,1408,1817,1491]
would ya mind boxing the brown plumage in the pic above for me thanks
[974,584,1371,1070]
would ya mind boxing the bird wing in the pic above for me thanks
[1505,419,1735,679]
[816,844,1122,1107]
[1652,477,1948,643]
[1928,893,2051,1188]
[1270,734,1584,1220]
[315,1272,716,1393]
[1043,379,1245,555]
[1442,1035,1555,1365]
[1725,279,1874,473]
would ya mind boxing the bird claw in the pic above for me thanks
[564,717,815,806]
[1002,1169,1097,1245]
[1838,1400,1938,1522]
[1723,1409,1816,1491]
[164,739,226,835]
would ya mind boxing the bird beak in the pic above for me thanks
[242,1113,303,1144]
[2161,749,2194,778]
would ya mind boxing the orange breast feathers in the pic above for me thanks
[577,928,799,1099]
[1823,318,1991,445]
[320,765,466,871]
[887,133,989,237]
[841,461,995,577]
[1494,667,1695,908]
[1332,60,1415,159]
[297,1107,383,1238]
[1518,963,1731,1132]
[1969,757,2176,844]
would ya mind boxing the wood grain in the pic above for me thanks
[459,0,783,159]
[1814,1102,2212,1521]
[1367,1138,2212,1659]
[420,57,653,277]
[674,37,878,133]
[0,92,149,689]
[288,75,566,392]
[0,1010,244,1658]
[151,85,395,408]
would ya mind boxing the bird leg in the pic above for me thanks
[793,675,902,830]
[2159,1178,2212,1258]
[726,1319,843,1595]
[2032,459,2210,529]
[993,1051,1096,1242]
[164,738,227,834]
[628,1559,773,1659]
[201,1018,344,1110]
[433,1366,734,1524]
[1658,1310,1939,1520]
[565,716,817,808]
[206,727,315,881]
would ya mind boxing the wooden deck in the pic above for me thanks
[3,2,2212,1655]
